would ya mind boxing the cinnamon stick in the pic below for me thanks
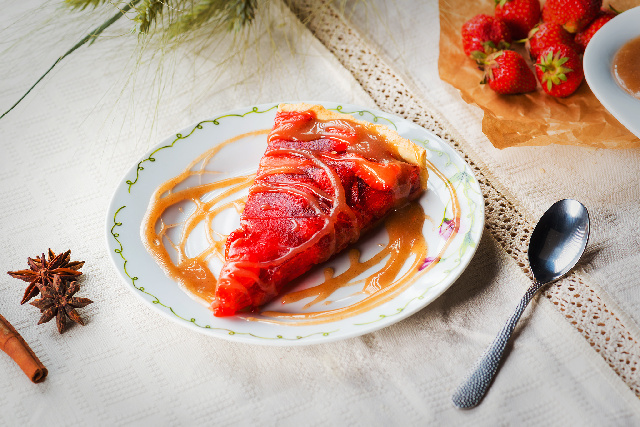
[0,314,47,383]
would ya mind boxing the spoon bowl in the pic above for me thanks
[529,199,590,284]
[452,199,590,409]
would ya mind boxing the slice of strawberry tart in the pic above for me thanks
[212,103,427,316]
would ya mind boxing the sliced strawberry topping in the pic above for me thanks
[212,109,423,316]
[273,110,314,126]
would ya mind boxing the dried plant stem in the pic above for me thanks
[0,0,142,121]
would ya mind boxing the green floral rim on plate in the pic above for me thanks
[106,102,484,344]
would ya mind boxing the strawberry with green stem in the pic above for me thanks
[526,22,580,59]
[535,45,584,97]
[462,14,512,59]
[482,50,537,95]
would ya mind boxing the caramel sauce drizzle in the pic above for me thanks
[276,202,426,311]
[141,127,461,325]
[253,157,460,326]
[141,130,266,302]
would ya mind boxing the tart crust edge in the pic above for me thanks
[277,103,428,190]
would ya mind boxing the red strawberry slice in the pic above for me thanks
[482,50,537,95]
[461,14,512,59]
[542,0,602,33]
[495,0,541,40]
[535,45,584,97]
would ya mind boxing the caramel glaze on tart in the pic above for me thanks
[211,103,428,316]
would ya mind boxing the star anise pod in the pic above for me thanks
[7,249,84,304]
[30,274,93,334]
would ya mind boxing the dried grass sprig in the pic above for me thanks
[136,0,165,34]
[0,0,282,121]
[64,0,110,10]
[226,0,258,32]
[0,0,260,120]
[0,0,142,121]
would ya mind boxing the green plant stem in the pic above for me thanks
[0,0,142,121]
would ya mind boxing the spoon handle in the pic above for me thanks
[452,280,544,409]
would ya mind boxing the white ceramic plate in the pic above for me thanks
[584,6,640,140]
[106,102,484,346]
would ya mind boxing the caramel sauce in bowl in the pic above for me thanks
[612,35,640,100]
[584,6,640,140]
[106,102,484,345]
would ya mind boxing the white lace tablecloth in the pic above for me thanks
[0,0,639,424]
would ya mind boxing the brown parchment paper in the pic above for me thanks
[438,0,640,149]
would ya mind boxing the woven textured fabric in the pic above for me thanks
[0,1,639,424]
[287,0,640,397]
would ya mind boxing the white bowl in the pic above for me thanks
[584,6,640,140]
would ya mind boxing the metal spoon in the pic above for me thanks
[452,199,590,409]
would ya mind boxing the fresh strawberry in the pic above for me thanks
[482,50,537,94]
[495,0,541,40]
[542,0,602,33]
[462,14,512,59]
[574,7,619,52]
[526,22,580,59]
[535,45,584,97]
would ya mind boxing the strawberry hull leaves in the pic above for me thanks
[535,45,584,97]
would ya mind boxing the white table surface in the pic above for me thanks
[1,1,639,425]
